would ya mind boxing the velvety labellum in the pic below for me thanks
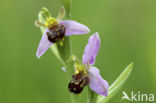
[46,25,65,43]
[68,73,89,94]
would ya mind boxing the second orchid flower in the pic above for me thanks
[68,33,109,96]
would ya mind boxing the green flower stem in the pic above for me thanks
[87,88,97,103]
[70,94,80,103]
[57,37,71,64]
[56,0,73,76]
[62,0,71,19]
[61,1,82,103]
[59,0,72,64]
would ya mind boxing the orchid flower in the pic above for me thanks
[35,7,90,58]
[68,33,109,96]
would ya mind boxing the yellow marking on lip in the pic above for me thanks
[74,81,80,85]
[80,84,83,87]
[51,35,54,38]
[74,88,76,91]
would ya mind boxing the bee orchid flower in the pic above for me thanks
[68,33,109,96]
[35,7,90,58]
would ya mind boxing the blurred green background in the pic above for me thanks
[0,0,156,103]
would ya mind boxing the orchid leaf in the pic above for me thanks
[97,62,133,103]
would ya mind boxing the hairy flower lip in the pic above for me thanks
[68,73,90,94]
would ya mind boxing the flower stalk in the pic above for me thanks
[87,88,97,103]
[58,0,72,64]
[62,0,71,19]
[61,1,82,103]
